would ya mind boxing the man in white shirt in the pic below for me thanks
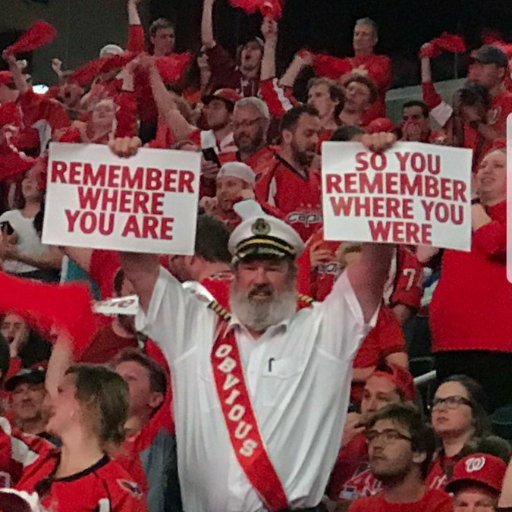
[118,133,395,512]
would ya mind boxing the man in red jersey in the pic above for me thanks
[255,105,323,241]
[348,403,452,512]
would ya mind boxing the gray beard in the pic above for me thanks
[230,287,297,332]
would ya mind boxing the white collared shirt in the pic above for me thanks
[136,268,373,512]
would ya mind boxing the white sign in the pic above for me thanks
[94,295,139,316]
[43,143,201,254]
[322,141,472,250]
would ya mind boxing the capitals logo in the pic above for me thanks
[286,211,323,226]
[117,479,143,498]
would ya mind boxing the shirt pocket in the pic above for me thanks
[260,357,305,407]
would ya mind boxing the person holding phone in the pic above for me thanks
[0,160,62,281]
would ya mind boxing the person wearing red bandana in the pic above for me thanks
[348,403,452,512]
[114,131,395,512]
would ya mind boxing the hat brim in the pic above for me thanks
[445,477,501,495]
[234,236,296,262]
[5,373,45,392]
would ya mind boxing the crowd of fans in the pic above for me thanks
[0,0,510,510]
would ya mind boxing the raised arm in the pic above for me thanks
[348,243,394,323]
[201,0,217,49]
[2,51,29,94]
[260,17,278,81]
[127,0,145,53]
[120,252,160,313]
[46,331,74,400]
[61,247,93,273]
[279,53,311,88]
[143,56,196,140]
[347,133,396,322]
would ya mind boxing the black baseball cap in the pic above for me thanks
[5,368,45,392]
[472,45,509,68]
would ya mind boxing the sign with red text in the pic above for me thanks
[42,143,201,254]
[322,141,472,250]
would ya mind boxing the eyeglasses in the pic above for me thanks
[431,395,472,410]
[365,428,412,444]
[233,118,263,130]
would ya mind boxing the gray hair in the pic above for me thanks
[355,17,378,39]
[234,97,270,121]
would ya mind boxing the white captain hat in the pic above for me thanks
[229,215,305,262]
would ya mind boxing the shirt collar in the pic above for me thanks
[227,314,291,339]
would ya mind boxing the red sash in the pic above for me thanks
[211,320,289,511]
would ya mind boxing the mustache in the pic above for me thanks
[248,284,274,298]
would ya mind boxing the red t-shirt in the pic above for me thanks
[327,433,382,502]
[255,153,323,242]
[205,45,260,98]
[348,488,453,512]
[16,451,147,512]
[430,201,512,353]
[80,323,138,364]
[426,452,461,491]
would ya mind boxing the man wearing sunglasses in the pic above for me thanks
[348,403,452,512]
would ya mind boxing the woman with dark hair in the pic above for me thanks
[15,362,147,511]
[427,375,493,491]
[0,159,62,282]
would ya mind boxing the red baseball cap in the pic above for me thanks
[446,453,507,494]
[371,363,416,401]
[202,88,242,109]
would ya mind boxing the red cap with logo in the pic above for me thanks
[446,453,507,494]
[371,363,416,401]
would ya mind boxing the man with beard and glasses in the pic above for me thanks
[219,97,276,176]
[348,403,453,512]
[115,127,395,510]
[255,104,323,241]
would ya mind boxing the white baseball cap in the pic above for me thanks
[99,44,124,57]
[217,162,256,187]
